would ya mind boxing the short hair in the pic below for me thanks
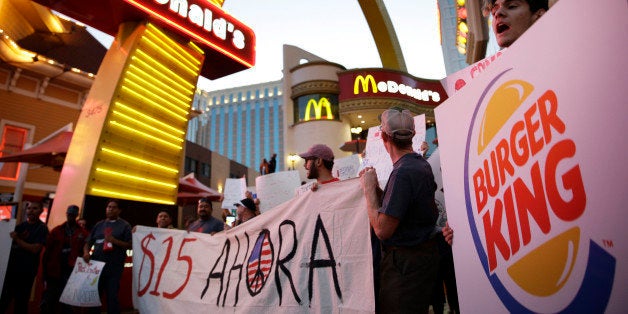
[106,198,125,209]
[382,131,413,150]
[485,0,548,14]
[322,159,334,171]
[198,198,213,209]
[158,210,171,218]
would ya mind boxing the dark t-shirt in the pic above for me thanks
[11,220,48,272]
[379,152,438,247]
[87,218,132,274]
[188,217,224,234]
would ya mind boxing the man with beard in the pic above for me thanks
[299,144,339,191]
[0,201,48,313]
[187,197,224,235]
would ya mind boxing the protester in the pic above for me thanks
[41,204,89,314]
[77,218,87,229]
[360,107,440,313]
[420,140,429,157]
[299,144,339,191]
[0,201,48,313]
[268,153,277,173]
[187,197,224,235]
[83,199,132,314]
[156,210,174,229]
[485,0,548,48]
[233,198,258,226]
[244,190,261,215]
[259,158,270,175]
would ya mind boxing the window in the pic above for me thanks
[201,163,210,177]
[293,93,340,123]
[184,157,197,173]
[0,125,28,180]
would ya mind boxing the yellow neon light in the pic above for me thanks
[109,121,183,150]
[120,78,189,116]
[114,101,184,135]
[96,168,177,188]
[91,188,175,205]
[128,60,193,100]
[188,41,204,55]
[141,36,198,77]
[126,66,192,105]
[101,147,179,174]
[134,49,194,90]
[146,23,201,67]
[112,110,184,143]
[303,97,334,121]
[354,75,378,94]
[120,86,188,122]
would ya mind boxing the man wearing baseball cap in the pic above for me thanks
[233,198,258,226]
[360,107,439,313]
[41,205,88,313]
[299,144,339,190]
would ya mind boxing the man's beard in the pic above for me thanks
[307,164,319,180]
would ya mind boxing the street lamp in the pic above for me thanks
[288,153,299,170]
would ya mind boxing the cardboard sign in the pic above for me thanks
[60,259,106,307]
[434,0,627,312]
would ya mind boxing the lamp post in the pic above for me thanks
[350,126,363,154]
[288,153,298,170]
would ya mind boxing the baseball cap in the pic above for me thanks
[299,144,334,161]
[66,205,79,215]
[234,198,256,213]
[379,107,416,140]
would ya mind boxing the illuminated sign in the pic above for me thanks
[339,69,448,106]
[303,97,334,121]
[123,0,255,69]
[456,0,468,55]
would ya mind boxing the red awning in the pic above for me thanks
[178,173,222,202]
[0,131,72,168]
[339,139,367,154]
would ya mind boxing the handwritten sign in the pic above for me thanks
[60,259,105,307]
[221,178,247,210]
[132,179,374,313]
[363,114,427,188]
[255,171,301,213]
[332,154,361,181]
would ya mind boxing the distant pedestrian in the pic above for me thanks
[268,153,277,173]
[259,158,270,175]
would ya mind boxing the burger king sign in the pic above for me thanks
[433,0,626,312]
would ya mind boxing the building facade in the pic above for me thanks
[188,80,284,171]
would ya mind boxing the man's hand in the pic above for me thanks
[83,252,91,263]
[360,167,379,193]
[443,222,454,245]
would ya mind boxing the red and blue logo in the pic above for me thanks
[463,69,615,313]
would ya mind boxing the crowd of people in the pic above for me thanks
[0,0,550,312]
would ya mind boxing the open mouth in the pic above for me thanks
[496,23,510,34]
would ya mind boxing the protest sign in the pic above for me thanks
[132,178,374,313]
[363,114,426,188]
[332,154,361,181]
[433,0,627,312]
[0,219,16,293]
[60,259,106,307]
[221,177,247,210]
[256,171,301,213]
[440,50,506,96]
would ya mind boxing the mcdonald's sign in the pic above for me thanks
[339,69,448,107]
[303,97,334,121]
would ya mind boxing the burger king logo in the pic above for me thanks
[464,69,615,312]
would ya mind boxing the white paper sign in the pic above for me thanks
[60,259,105,307]
[132,179,374,313]
[256,171,302,213]
[332,154,361,181]
[363,114,427,188]
[434,0,627,312]
[221,177,247,210]
[0,219,16,293]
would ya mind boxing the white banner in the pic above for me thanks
[256,171,301,213]
[221,177,247,210]
[0,219,16,293]
[363,114,426,188]
[60,259,105,307]
[434,0,627,312]
[132,178,374,313]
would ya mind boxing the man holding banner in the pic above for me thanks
[299,144,339,191]
[361,107,439,313]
